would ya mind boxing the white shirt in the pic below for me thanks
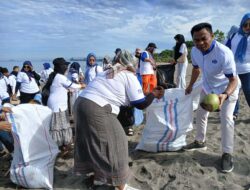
[139,51,155,75]
[17,72,40,93]
[179,43,188,63]
[0,76,10,100]
[85,65,103,84]
[191,40,239,94]
[230,33,250,74]
[40,68,54,83]
[67,72,80,83]
[8,74,18,95]
[80,70,145,114]
[47,73,81,112]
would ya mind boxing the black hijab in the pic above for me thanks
[174,34,185,61]
[45,58,69,88]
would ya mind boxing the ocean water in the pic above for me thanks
[0,60,102,74]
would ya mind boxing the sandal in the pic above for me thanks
[127,127,134,136]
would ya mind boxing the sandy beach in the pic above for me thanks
[0,64,249,190]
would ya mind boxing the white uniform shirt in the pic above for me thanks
[85,65,103,84]
[0,76,10,100]
[230,33,250,74]
[179,43,188,62]
[47,73,81,112]
[8,74,17,94]
[191,40,239,94]
[67,72,80,83]
[40,68,54,83]
[139,51,155,75]
[80,70,145,114]
[17,72,40,93]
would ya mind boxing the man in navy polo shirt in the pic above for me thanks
[184,23,240,173]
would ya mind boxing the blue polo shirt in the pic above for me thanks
[191,40,239,94]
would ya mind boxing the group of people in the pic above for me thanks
[0,12,249,190]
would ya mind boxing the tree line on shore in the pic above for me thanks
[69,29,225,64]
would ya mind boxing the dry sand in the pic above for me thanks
[0,64,250,190]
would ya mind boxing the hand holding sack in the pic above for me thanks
[152,86,165,99]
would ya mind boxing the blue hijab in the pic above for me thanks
[21,61,34,81]
[43,62,51,70]
[84,53,97,84]
[235,13,250,63]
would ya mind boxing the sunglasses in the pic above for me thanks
[23,65,30,68]
[243,22,250,28]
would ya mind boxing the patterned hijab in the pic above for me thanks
[235,13,250,63]
[106,50,135,79]
[103,55,112,71]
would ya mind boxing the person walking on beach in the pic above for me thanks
[140,42,158,94]
[228,13,250,119]
[84,53,103,85]
[174,34,188,89]
[184,23,240,173]
[46,58,85,153]
[74,50,164,190]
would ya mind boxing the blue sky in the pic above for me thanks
[0,0,249,60]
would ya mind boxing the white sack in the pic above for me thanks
[136,88,193,152]
[191,80,202,111]
[7,104,59,189]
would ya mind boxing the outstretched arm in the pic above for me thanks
[185,67,200,95]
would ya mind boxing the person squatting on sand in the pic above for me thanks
[46,58,85,153]
[227,13,250,119]
[74,50,164,190]
[184,23,240,173]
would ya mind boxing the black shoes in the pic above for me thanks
[221,153,234,173]
[183,140,207,151]
[184,141,234,173]
[233,114,238,120]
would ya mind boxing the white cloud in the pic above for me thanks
[0,0,249,59]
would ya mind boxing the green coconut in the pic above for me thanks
[200,93,220,112]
